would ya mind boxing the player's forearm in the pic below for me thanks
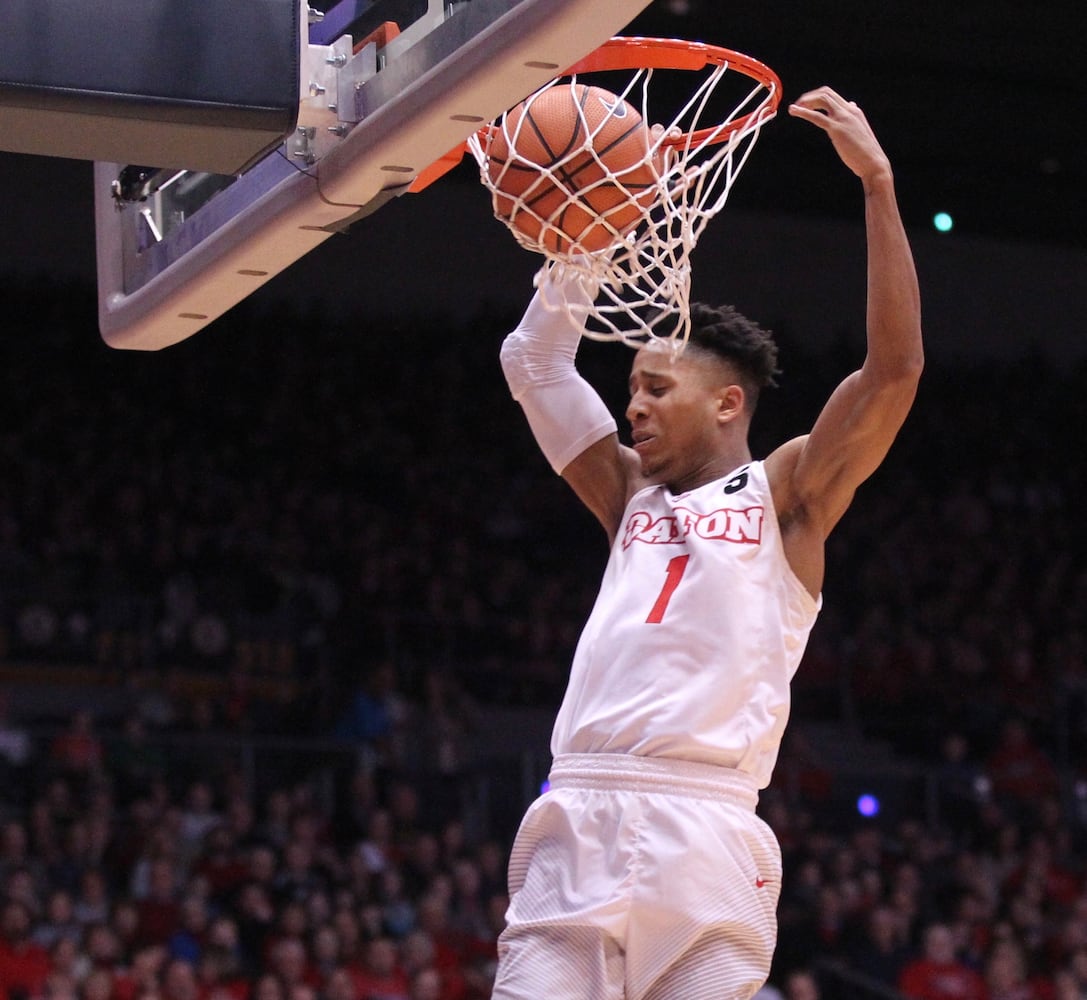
[500,272,617,474]
[862,173,923,381]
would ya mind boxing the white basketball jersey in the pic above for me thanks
[551,461,820,788]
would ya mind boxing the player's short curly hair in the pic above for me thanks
[686,302,780,409]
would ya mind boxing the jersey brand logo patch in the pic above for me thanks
[622,505,764,548]
[755,878,767,888]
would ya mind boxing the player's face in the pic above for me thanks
[626,344,732,487]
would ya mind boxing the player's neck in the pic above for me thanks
[665,445,751,495]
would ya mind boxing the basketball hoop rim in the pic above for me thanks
[561,36,783,148]
[414,35,783,196]
[455,36,781,182]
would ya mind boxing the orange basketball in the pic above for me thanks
[486,84,658,255]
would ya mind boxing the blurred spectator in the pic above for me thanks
[257,792,293,853]
[983,937,1045,1000]
[166,895,210,965]
[47,936,87,988]
[330,911,362,973]
[377,869,415,940]
[267,937,318,996]
[267,902,309,958]
[0,821,44,898]
[898,922,986,1000]
[984,718,1060,815]
[83,922,123,974]
[49,710,105,786]
[400,836,441,907]
[356,811,394,878]
[0,693,31,795]
[0,898,51,999]
[48,819,101,897]
[73,870,112,928]
[323,968,357,1000]
[933,732,988,834]
[161,957,200,1000]
[1052,968,1083,1000]
[412,892,470,990]
[844,903,911,985]
[109,717,168,808]
[408,672,476,798]
[196,915,248,1000]
[234,883,276,974]
[81,966,118,1000]
[249,972,287,1000]
[274,840,330,908]
[350,937,409,1000]
[5,868,44,924]
[132,857,183,949]
[110,900,143,963]
[1004,830,1082,912]
[192,827,248,906]
[446,859,488,945]
[178,783,222,862]
[471,843,505,907]
[408,967,444,1000]
[334,663,407,768]
[31,888,82,950]
[783,969,821,1000]
[308,923,341,987]
[400,927,468,1000]
[398,930,436,982]
[119,943,169,1000]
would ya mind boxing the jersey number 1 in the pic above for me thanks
[646,555,690,624]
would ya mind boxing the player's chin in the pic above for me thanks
[634,443,662,477]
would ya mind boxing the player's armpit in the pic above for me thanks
[561,435,642,543]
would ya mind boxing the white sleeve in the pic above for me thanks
[500,267,618,474]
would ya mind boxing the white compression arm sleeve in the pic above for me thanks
[499,268,618,474]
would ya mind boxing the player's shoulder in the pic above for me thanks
[764,435,808,475]
[763,435,810,513]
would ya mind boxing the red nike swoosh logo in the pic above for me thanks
[755,878,767,888]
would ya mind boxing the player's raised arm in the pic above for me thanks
[772,87,924,539]
[499,267,640,541]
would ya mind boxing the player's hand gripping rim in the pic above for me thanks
[788,86,893,191]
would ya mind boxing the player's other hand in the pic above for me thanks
[788,87,892,189]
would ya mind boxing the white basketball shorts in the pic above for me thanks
[492,753,782,1000]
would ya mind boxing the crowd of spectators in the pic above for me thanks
[2,273,1087,997]
[3,694,1087,998]
[0,728,509,1000]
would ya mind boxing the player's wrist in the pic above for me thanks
[861,162,894,197]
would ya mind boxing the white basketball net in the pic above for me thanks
[468,46,780,349]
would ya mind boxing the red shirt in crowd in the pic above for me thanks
[899,957,987,1000]
[0,936,51,998]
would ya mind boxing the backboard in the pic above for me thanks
[2,0,655,350]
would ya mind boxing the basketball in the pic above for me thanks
[485,84,658,255]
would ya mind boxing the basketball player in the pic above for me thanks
[489,85,922,1000]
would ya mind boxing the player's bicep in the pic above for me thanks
[561,435,642,541]
[788,368,919,530]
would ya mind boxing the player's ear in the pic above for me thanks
[716,383,745,424]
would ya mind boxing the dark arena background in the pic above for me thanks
[1,1,1085,997]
